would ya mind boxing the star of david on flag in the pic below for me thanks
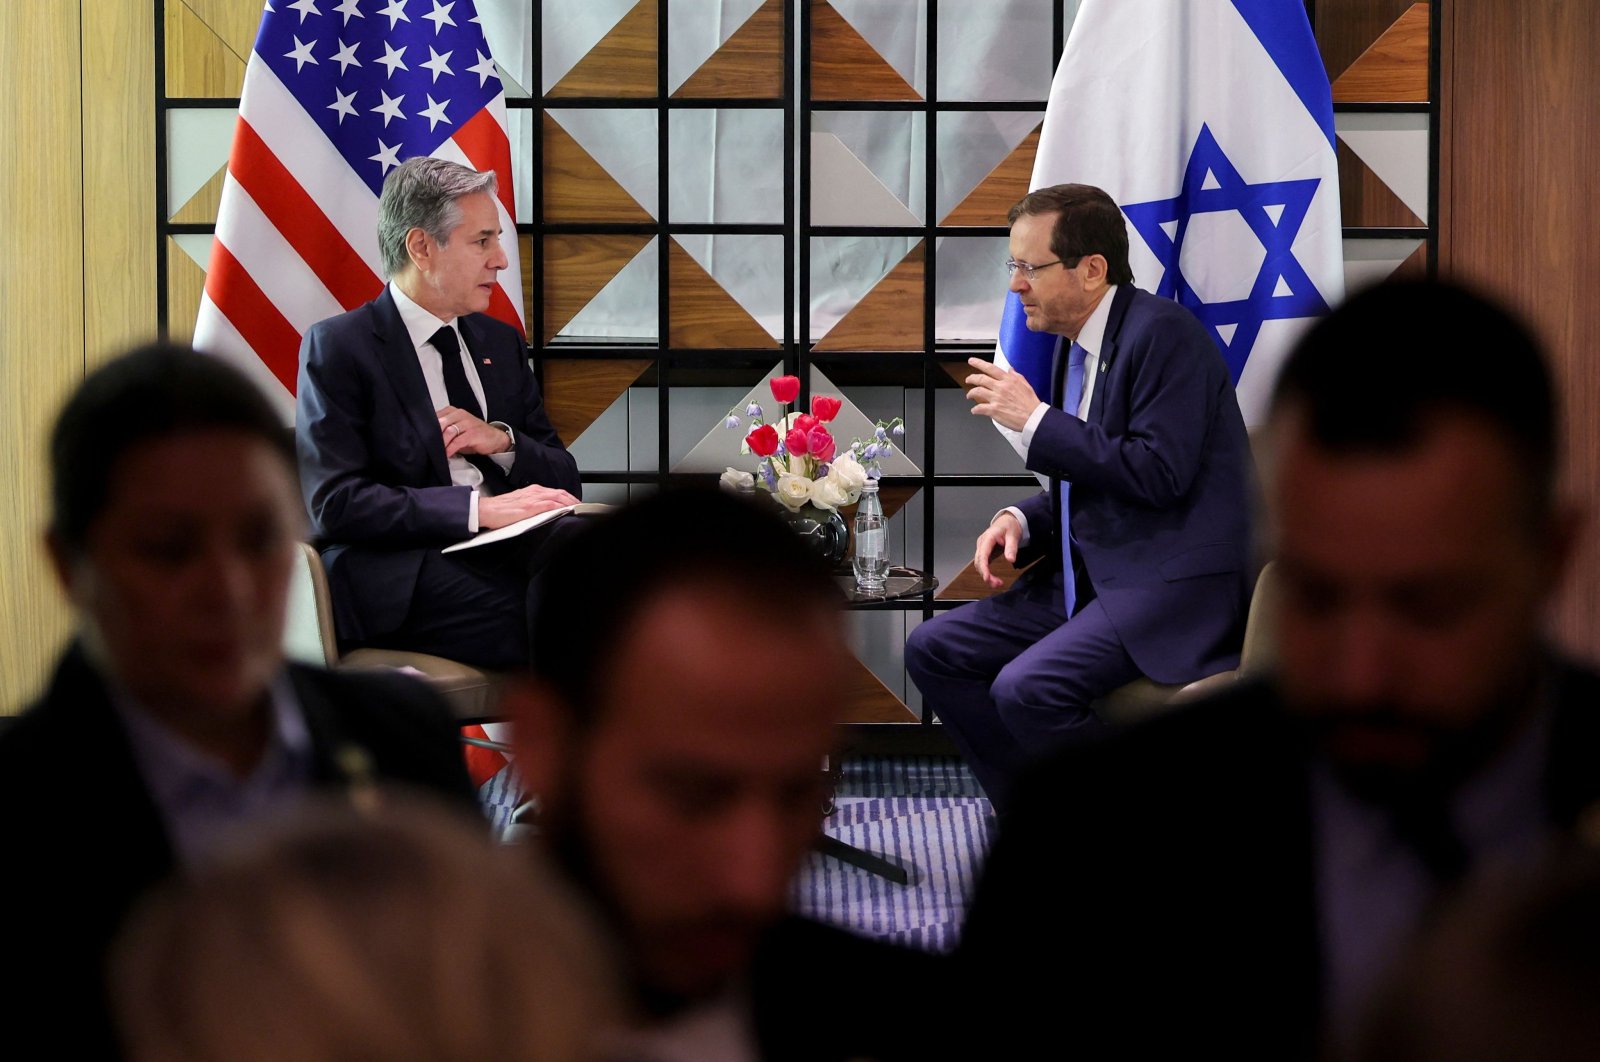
[992,0,1343,430]
[194,0,524,417]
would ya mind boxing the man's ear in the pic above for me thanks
[1081,253,1110,288]
[499,677,572,803]
[43,530,82,606]
[404,226,433,272]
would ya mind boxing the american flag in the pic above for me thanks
[194,0,524,416]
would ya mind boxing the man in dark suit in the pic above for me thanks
[906,183,1255,805]
[0,344,478,1056]
[507,489,945,1061]
[297,156,581,670]
[955,280,1594,1059]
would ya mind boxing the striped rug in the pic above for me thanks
[791,757,993,953]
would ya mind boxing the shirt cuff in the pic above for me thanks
[1018,402,1050,451]
[468,489,480,533]
[995,506,1030,548]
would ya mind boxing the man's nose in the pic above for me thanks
[713,806,799,917]
[1324,613,1399,707]
[1008,270,1029,294]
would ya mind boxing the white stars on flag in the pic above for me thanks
[423,1,457,34]
[418,95,451,131]
[377,0,410,30]
[369,138,402,173]
[467,49,496,87]
[284,36,318,71]
[333,0,364,23]
[372,90,406,126]
[287,0,322,22]
[376,41,408,77]
[328,86,359,123]
[420,46,453,81]
[330,38,361,74]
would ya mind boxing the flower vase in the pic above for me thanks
[777,502,849,567]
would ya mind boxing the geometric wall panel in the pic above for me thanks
[938,554,1037,601]
[181,0,260,68]
[164,0,245,98]
[165,235,208,345]
[1332,2,1429,103]
[543,234,653,344]
[840,654,920,723]
[1337,112,1430,221]
[170,165,226,225]
[1342,236,1426,293]
[811,0,920,101]
[542,114,653,222]
[942,125,1041,226]
[542,359,654,447]
[1337,140,1424,229]
[814,240,925,351]
[810,132,923,227]
[667,240,779,348]
[674,0,784,99]
[548,0,658,98]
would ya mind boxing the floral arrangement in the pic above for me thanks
[718,374,905,513]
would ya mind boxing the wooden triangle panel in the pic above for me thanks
[1337,140,1425,228]
[171,165,226,224]
[674,0,784,98]
[811,1,921,101]
[182,0,259,66]
[548,0,658,98]
[938,556,1040,601]
[839,484,918,529]
[164,0,245,98]
[541,359,652,445]
[668,241,778,348]
[1332,2,1429,103]
[542,114,653,222]
[941,360,977,392]
[542,235,652,344]
[838,655,919,723]
[813,241,924,351]
[1390,240,1429,282]
[942,126,1042,226]
[519,234,535,331]
[165,237,206,346]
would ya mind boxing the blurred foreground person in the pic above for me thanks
[1355,846,1600,1062]
[0,345,476,1055]
[955,280,1594,1059]
[508,488,944,1061]
[113,797,622,1062]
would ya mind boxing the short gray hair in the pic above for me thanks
[376,157,499,278]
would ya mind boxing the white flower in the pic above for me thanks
[720,467,754,493]
[812,475,852,511]
[774,473,813,511]
[828,451,869,495]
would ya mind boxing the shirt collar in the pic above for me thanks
[390,280,458,354]
[1074,283,1118,360]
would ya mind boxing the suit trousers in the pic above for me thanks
[904,567,1140,808]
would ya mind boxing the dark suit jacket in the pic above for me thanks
[296,288,581,641]
[1014,285,1255,683]
[955,664,1600,1060]
[0,645,479,1058]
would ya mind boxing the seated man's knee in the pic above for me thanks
[904,614,947,678]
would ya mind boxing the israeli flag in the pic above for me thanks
[994,0,1343,438]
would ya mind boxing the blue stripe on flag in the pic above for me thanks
[1229,0,1338,152]
[996,291,1060,402]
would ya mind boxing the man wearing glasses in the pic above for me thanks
[905,183,1255,809]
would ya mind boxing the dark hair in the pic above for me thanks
[1008,183,1135,286]
[50,342,292,552]
[528,487,842,721]
[1270,279,1558,515]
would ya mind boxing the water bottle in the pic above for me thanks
[853,480,888,592]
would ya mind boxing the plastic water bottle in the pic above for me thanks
[853,480,888,592]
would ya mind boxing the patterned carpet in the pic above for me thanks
[791,757,994,953]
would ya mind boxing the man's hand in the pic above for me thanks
[438,406,512,458]
[975,512,1023,588]
[965,358,1044,432]
[478,484,582,530]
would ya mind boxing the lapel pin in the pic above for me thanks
[481,358,492,365]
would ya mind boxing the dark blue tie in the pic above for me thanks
[430,326,510,493]
[1059,342,1087,616]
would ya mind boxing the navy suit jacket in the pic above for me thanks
[296,289,580,642]
[1013,284,1254,683]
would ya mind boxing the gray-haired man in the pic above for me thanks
[296,157,581,668]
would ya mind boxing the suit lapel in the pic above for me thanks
[371,288,452,485]
[456,314,505,424]
[1085,286,1133,427]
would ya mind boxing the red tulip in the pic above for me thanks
[785,427,811,455]
[794,413,819,436]
[746,424,779,457]
[811,395,843,422]
[808,427,836,464]
[770,375,801,404]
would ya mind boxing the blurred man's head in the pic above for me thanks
[1266,280,1575,792]
[46,344,301,757]
[509,489,848,1007]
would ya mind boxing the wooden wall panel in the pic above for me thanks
[166,238,208,346]
[1330,2,1429,103]
[1314,0,1424,83]
[942,126,1040,226]
[667,241,777,348]
[813,241,923,350]
[674,0,784,99]
[811,0,920,101]
[548,0,658,98]
[1337,141,1424,229]
[164,0,245,98]
[543,234,652,344]
[1440,3,1600,661]
[0,3,85,708]
[543,114,653,222]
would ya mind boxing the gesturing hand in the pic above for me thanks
[437,406,512,458]
[478,485,582,530]
[965,358,1044,431]
[975,512,1023,589]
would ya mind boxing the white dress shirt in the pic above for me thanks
[389,282,516,531]
[1000,285,1119,546]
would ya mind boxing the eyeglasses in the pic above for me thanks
[1005,257,1074,282]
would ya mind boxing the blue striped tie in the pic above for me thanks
[1059,342,1087,616]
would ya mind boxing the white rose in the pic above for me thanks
[774,474,813,511]
[811,476,851,511]
[720,467,755,493]
[828,452,869,496]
